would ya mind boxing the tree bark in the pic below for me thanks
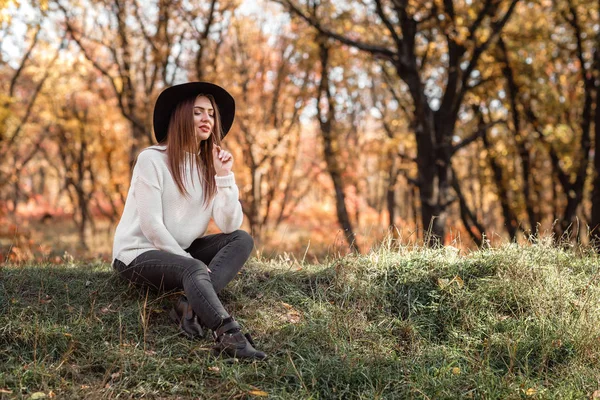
[482,125,518,241]
[317,38,360,253]
[591,29,600,249]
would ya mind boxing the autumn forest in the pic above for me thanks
[1,0,599,262]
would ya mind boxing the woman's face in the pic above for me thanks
[193,96,215,142]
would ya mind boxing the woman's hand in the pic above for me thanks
[213,145,233,176]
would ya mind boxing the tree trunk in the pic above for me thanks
[591,37,600,248]
[251,168,262,238]
[130,122,151,166]
[395,55,453,246]
[414,115,451,246]
[387,182,396,229]
[318,38,360,253]
[482,127,518,240]
[76,185,89,251]
[386,153,398,229]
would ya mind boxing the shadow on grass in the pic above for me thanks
[0,263,207,397]
[0,262,415,399]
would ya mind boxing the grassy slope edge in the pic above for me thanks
[0,243,599,399]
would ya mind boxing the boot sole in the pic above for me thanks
[211,347,267,362]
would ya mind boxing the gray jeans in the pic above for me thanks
[113,230,254,330]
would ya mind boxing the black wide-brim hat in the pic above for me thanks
[153,82,235,143]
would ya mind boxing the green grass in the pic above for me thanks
[1,242,599,399]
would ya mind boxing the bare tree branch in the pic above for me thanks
[276,0,397,60]
[9,25,42,97]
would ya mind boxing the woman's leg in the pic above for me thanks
[185,230,254,294]
[113,250,229,330]
[114,237,266,360]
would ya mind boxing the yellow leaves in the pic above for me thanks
[454,26,471,45]
[437,275,464,290]
[559,74,568,87]
[525,387,537,396]
[0,0,19,9]
[30,392,47,399]
[0,0,18,24]
[592,389,600,399]
[467,7,478,20]
[281,302,302,324]
[248,389,269,397]
[451,366,461,375]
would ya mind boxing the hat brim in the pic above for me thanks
[153,82,235,143]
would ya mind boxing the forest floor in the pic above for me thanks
[1,240,599,399]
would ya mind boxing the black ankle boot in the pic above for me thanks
[212,319,267,361]
[169,296,205,339]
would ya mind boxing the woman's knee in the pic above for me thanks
[182,258,211,280]
[231,230,254,252]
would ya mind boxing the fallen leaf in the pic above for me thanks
[592,390,600,399]
[248,389,269,397]
[525,388,537,396]
[100,304,119,314]
[30,392,47,399]
[281,302,293,310]
[48,391,55,398]
[287,311,301,324]
[110,372,121,380]
[0,389,13,394]
[453,276,464,288]
[451,367,461,375]
[80,385,90,390]
[437,278,450,289]
[208,366,220,373]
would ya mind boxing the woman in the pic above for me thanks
[112,82,266,361]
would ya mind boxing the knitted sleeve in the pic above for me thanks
[134,154,192,258]
[212,172,244,233]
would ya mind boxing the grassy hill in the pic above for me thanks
[1,242,599,399]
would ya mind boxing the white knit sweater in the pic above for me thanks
[112,145,243,265]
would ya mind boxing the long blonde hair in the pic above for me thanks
[160,94,223,205]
